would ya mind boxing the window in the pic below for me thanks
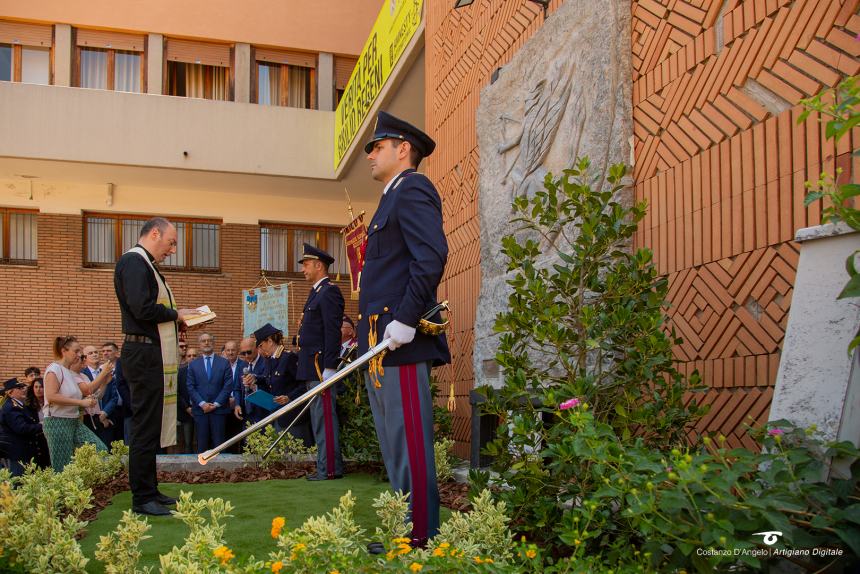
[334,56,357,107]
[261,223,347,275]
[0,209,38,264]
[83,213,220,272]
[75,30,145,92]
[165,38,232,101]
[0,44,50,84]
[0,21,52,85]
[254,48,316,109]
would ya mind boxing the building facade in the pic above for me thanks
[0,1,383,374]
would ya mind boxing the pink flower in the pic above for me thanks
[768,428,784,436]
[560,398,581,410]
[665,466,673,472]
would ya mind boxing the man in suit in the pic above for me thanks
[295,244,345,481]
[98,342,125,446]
[222,340,244,452]
[360,111,450,548]
[186,332,233,454]
[81,346,101,381]
[235,336,267,424]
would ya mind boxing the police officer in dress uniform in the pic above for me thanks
[0,378,45,477]
[295,244,345,481]
[359,111,450,549]
[252,323,312,445]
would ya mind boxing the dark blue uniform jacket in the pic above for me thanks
[296,278,345,381]
[357,169,451,367]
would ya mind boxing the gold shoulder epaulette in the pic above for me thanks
[273,344,285,359]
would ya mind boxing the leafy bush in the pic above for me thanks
[0,441,127,573]
[435,437,455,483]
[95,510,152,574]
[537,403,860,572]
[242,423,316,468]
[481,159,706,546]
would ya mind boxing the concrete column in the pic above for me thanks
[317,52,334,111]
[234,43,251,103]
[53,24,72,87]
[770,223,860,478]
[147,33,163,94]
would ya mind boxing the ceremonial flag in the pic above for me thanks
[342,213,367,300]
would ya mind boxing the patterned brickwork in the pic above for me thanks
[427,0,858,455]
[632,0,859,447]
[426,0,565,457]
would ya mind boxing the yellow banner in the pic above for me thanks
[334,0,423,169]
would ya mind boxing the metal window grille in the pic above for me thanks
[0,211,38,263]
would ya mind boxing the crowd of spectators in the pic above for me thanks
[0,315,358,473]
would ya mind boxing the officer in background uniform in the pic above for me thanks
[295,244,345,481]
[253,323,311,445]
[359,111,450,548]
[0,378,45,476]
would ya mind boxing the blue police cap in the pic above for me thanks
[298,243,335,266]
[253,323,282,346]
[364,111,436,157]
[3,378,25,392]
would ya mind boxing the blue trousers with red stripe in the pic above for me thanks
[306,380,343,478]
[364,361,439,541]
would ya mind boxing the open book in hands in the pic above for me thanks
[184,305,217,328]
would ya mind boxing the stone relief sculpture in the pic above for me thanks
[497,62,578,201]
[473,0,632,391]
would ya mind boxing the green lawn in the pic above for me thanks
[79,474,452,573]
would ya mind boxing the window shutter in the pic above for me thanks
[335,56,357,90]
[0,21,51,47]
[76,29,145,52]
[166,38,231,67]
[255,47,316,69]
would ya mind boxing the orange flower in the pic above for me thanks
[213,545,234,565]
[271,561,284,573]
[271,516,286,539]
[410,563,423,572]
[526,548,537,559]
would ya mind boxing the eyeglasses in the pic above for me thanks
[239,350,254,356]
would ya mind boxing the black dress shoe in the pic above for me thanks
[155,493,177,505]
[367,541,385,555]
[306,474,344,481]
[132,501,172,516]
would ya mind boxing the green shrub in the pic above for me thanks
[242,422,317,468]
[482,158,706,547]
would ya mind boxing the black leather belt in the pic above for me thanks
[124,334,155,345]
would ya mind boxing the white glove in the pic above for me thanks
[383,320,416,351]
[322,368,337,381]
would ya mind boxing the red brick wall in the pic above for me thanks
[1,213,357,377]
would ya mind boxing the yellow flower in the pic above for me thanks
[292,543,306,553]
[410,563,423,572]
[397,542,412,554]
[485,558,494,564]
[213,545,234,565]
[271,516,286,538]
[330,571,340,574]
[439,542,450,549]
[433,548,445,557]
[271,561,284,573]
[392,537,411,544]
[526,548,537,559]
[386,550,396,561]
